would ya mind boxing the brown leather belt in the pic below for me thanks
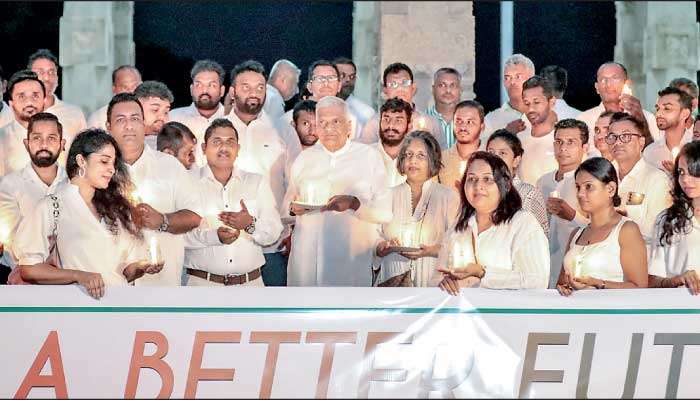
[186,267,261,286]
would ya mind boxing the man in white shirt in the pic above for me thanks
[427,67,463,149]
[333,57,376,127]
[358,62,443,147]
[643,86,694,174]
[157,121,197,170]
[517,75,559,186]
[264,59,301,120]
[377,97,413,188]
[185,118,283,287]
[226,60,288,286]
[607,112,672,244]
[0,112,67,282]
[28,49,87,151]
[0,64,13,129]
[590,110,615,160]
[107,93,203,286]
[134,81,173,150]
[536,119,590,288]
[576,62,660,154]
[0,70,47,177]
[540,65,581,120]
[283,96,392,287]
[482,54,535,142]
[438,100,484,191]
[87,65,142,130]
[669,77,699,121]
[169,60,227,167]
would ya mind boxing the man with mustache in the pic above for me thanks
[643,87,694,174]
[438,100,484,191]
[377,97,413,188]
[0,64,13,128]
[87,65,142,130]
[0,70,47,177]
[169,60,227,167]
[427,67,463,149]
[333,56,375,128]
[184,118,282,287]
[134,80,173,150]
[226,60,287,286]
[0,112,67,283]
[157,121,197,170]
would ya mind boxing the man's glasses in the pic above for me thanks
[385,79,412,89]
[310,75,339,84]
[604,132,643,145]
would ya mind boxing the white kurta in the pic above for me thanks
[45,95,87,152]
[127,145,203,286]
[0,101,13,129]
[642,128,693,173]
[482,102,522,144]
[168,103,226,167]
[0,165,67,267]
[648,211,700,278]
[437,210,550,289]
[185,166,283,275]
[374,142,406,188]
[375,180,459,287]
[263,84,286,120]
[0,120,29,178]
[283,140,392,286]
[86,104,108,130]
[358,109,443,149]
[577,103,660,156]
[12,182,147,286]
[517,128,558,186]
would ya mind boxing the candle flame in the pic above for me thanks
[622,82,633,97]
[416,116,427,130]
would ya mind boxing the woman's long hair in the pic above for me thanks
[455,151,522,232]
[66,128,142,239]
[659,141,700,246]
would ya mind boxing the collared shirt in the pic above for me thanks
[375,180,459,287]
[358,108,445,149]
[169,103,226,167]
[616,158,673,243]
[263,84,285,120]
[0,120,29,178]
[517,127,558,186]
[553,99,581,121]
[12,182,147,286]
[438,145,473,192]
[374,142,405,188]
[426,105,455,149]
[127,145,203,286]
[437,210,550,289]
[87,104,108,130]
[0,101,13,129]
[649,211,700,278]
[482,101,522,144]
[283,140,392,286]
[577,103,660,156]
[185,166,283,276]
[45,95,87,150]
[0,164,67,267]
[346,94,376,127]
[642,128,693,173]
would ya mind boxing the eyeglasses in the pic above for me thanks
[310,75,339,84]
[466,175,496,186]
[604,132,643,145]
[404,151,428,162]
[385,79,412,89]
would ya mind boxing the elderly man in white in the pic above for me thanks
[264,59,301,120]
[283,96,392,287]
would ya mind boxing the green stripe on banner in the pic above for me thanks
[1,307,700,314]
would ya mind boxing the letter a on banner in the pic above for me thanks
[14,331,68,399]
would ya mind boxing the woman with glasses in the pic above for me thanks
[437,151,550,294]
[648,141,700,294]
[556,157,648,296]
[374,131,459,286]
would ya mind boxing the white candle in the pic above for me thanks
[671,147,680,160]
[400,221,417,247]
[148,236,161,265]
[622,82,633,96]
[0,222,9,244]
[416,116,427,130]
[306,184,316,205]
[459,160,467,176]
[550,190,560,199]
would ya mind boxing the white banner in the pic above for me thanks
[2,286,700,398]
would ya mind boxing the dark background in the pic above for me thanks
[0,2,692,114]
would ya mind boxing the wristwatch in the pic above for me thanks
[158,213,170,232]
[244,216,257,235]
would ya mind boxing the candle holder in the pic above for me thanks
[447,232,475,271]
[387,219,421,253]
[292,181,330,211]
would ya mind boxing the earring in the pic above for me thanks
[78,167,86,178]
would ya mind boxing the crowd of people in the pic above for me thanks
[1,49,699,299]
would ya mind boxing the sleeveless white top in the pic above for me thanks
[562,216,631,282]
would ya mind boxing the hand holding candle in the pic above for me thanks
[148,236,164,266]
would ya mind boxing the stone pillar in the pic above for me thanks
[59,1,134,116]
[353,1,476,111]
[615,1,700,110]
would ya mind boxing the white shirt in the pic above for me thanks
[263,84,285,120]
[649,211,700,278]
[169,103,226,167]
[517,127,558,186]
[375,180,459,287]
[283,140,392,286]
[375,142,405,188]
[346,94,376,127]
[358,109,445,149]
[45,95,87,151]
[577,103,660,156]
[0,120,29,178]
[0,164,67,267]
[642,128,693,172]
[12,182,147,286]
[553,99,581,121]
[482,101,522,144]
[616,158,673,243]
[0,101,13,129]
[437,210,550,289]
[87,104,108,130]
[563,216,631,282]
[185,166,283,275]
[127,145,203,286]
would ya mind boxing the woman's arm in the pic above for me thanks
[18,264,105,299]
[612,221,649,289]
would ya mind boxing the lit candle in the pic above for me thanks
[621,82,633,96]
[449,234,474,270]
[459,160,467,176]
[0,222,10,245]
[306,184,316,205]
[148,236,162,265]
[400,220,417,248]
[416,116,427,130]
[671,147,680,160]
[550,190,560,199]
[130,188,142,204]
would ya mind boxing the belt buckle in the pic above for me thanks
[223,275,230,285]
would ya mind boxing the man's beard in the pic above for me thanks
[31,150,59,168]
[379,129,405,147]
[299,133,318,147]
[338,83,355,100]
[194,94,220,111]
[236,95,263,115]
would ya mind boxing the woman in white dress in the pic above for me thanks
[556,157,647,296]
[648,141,700,294]
[437,151,550,294]
[374,131,459,286]
[12,129,162,298]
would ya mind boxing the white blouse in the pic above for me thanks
[437,210,550,289]
[648,211,700,278]
[12,182,147,286]
[375,180,459,287]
